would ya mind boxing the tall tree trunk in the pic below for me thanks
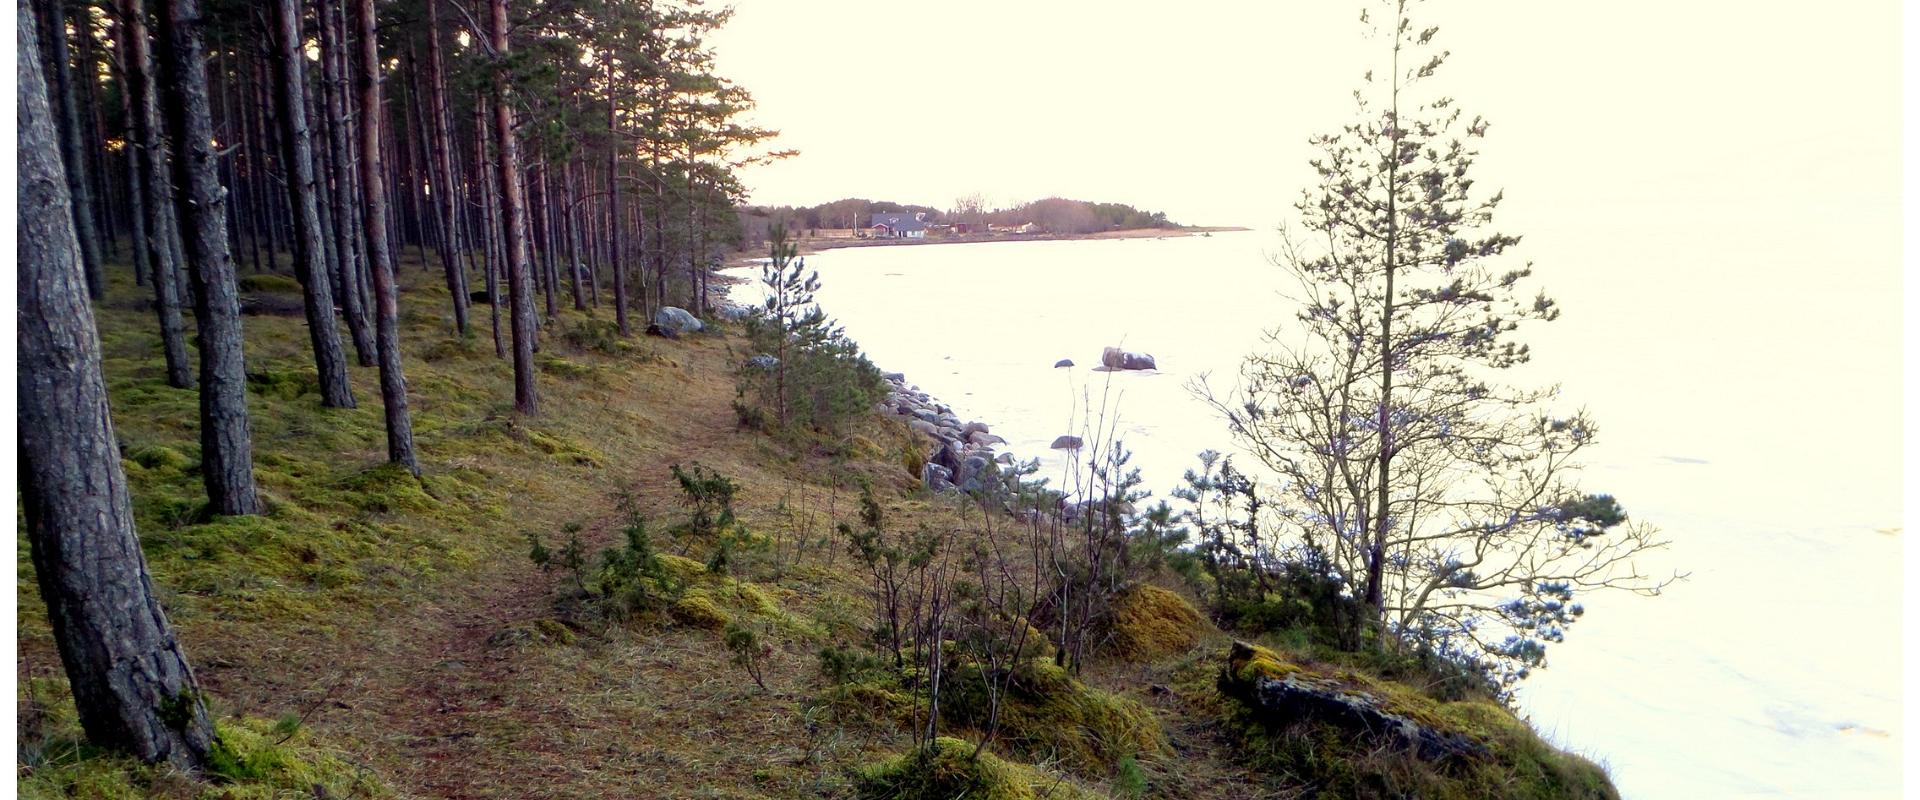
[350,0,420,473]
[33,0,105,299]
[606,60,629,336]
[19,4,219,767]
[72,11,118,257]
[118,0,191,389]
[108,24,149,288]
[476,98,505,358]
[268,0,354,408]
[319,0,374,366]
[247,58,282,274]
[424,0,469,334]
[155,0,263,516]
[561,160,587,311]
[487,0,533,414]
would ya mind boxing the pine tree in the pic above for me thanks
[18,0,218,766]
[1213,0,1672,688]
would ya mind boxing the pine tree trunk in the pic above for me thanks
[351,0,420,474]
[33,0,105,299]
[424,0,469,335]
[118,0,191,390]
[476,98,505,358]
[487,0,541,410]
[606,61,629,336]
[19,6,219,770]
[268,0,354,408]
[155,0,263,516]
[110,42,150,289]
[561,159,587,311]
[319,0,374,366]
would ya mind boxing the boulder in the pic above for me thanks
[1050,435,1084,451]
[714,304,753,322]
[961,421,991,436]
[1101,346,1157,371]
[968,430,1007,447]
[653,306,704,337]
[1222,641,1487,762]
[745,354,779,371]
[883,371,906,382]
[907,419,942,439]
[1054,359,1075,368]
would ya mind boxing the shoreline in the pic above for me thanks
[725,225,1251,265]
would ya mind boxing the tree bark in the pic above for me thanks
[155,0,263,516]
[560,159,587,311]
[606,59,629,336]
[268,0,355,408]
[488,0,538,415]
[19,3,218,768]
[424,0,469,335]
[118,0,192,389]
[351,0,420,473]
[319,0,374,366]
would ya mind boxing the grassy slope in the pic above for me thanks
[16,252,1614,799]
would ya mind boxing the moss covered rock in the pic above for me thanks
[1108,585,1208,660]
[854,736,1107,800]
[1216,641,1618,800]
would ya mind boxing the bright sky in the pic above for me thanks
[708,1,1901,229]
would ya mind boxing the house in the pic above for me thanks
[869,212,927,239]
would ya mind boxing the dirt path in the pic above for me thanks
[203,348,761,798]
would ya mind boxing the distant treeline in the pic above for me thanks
[741,196,1176,238]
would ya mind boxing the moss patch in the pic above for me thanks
[17,678,387,800]
[1107,585,1208,660]
[944,659,1170,775]
[854,736,1107,800]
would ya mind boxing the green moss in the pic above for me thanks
[671,590,733,630]
[327,463,438,515]
[1107,585,1208,660]
[854,737,1108,800]
[245,367,321,401]
[236,274,303,293]
[943,659,1169,774]
[17,678,388,800]
[127,444,193,472]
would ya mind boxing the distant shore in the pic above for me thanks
[727,225,1251,265]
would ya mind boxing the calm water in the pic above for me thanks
[727,230,1903,798]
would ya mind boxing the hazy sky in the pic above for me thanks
[707,1,1902,230]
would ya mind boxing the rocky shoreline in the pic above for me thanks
[877,371,1016,494]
